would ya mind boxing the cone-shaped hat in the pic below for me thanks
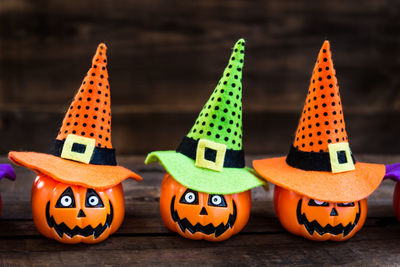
[57,44,112,148]
[293,41,348,153]
[146,39,264,194]
[9,43,142,189]
[185,41,244,150]
[253,41,384,202]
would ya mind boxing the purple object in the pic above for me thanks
[0,164,16,181]
[384,163,400,182]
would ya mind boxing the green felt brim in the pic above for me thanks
[145,150,265,194]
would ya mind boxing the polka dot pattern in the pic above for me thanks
[293,41,348,153]
[187,39,245,150]
[57,43,112,149]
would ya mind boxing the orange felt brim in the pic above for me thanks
[8,151,142,189]
[253,157,385,202]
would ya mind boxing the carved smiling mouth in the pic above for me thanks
[296,199,361,237]
[45,201,114,239]
[170,196,237,238]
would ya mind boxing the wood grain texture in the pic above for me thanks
[0,0,400,153]
[2,110,400,154]
[0,0,399,109]
[0,155,399,265]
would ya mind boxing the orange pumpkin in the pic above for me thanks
[31,174,125,244]
[274,186,367,241]
[160,173,251,241]
[393,182,400,220]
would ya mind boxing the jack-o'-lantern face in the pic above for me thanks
[171,189,237,238]
[274,186,367,241]
[31,174,125,244]
[160,173,251,242]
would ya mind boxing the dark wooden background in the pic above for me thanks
[1,2,400,265]
[0,0,400,155]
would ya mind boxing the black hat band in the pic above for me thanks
[49,135,116,166]
[286,144,355,173]
[177,136,245,169]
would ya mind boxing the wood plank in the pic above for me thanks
[0,155,397,222]
[1,225,400,265]
[0,0,399,111]
[1,0,400,154]
[1,110,400,154]
[0,155,399,265]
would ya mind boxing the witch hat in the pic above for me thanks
[383,163,400,182]
[253,41,384,202]
[9,44,142,189]
[146,39,264,194]
[0,164,16,181]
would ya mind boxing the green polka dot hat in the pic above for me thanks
[145,39,265,194]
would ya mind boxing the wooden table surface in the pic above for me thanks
[0,154,399,266]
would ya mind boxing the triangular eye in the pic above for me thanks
[85,188,104,208]
[56,187,76,208]
[337,202,355,207]
[208,195,227,207]
[179,189,198,205]
[308,199,329,207]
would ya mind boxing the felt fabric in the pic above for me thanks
[253,157,384,202]
[8,43,143,187]
[49,139,117,166]
[293,40,348,153]
[384,163,400,182]
[146,39,265,194]
[177,136,245,167]
[186,39,245,151]
[57,43,112,149]
[146,151,264,194]
[0,164,16,181]
[9,151,141,189]
[252,40,385,202]
[286,145,355,172]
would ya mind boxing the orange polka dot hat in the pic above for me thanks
[8,43,142,189]
[253,41,385,202]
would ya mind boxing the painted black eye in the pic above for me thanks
[85,188,104,208]
[179,189,198,205]
[56,187,76,208]
[337,202,355,207]
[308,199,329,207]
[208,195,227,207]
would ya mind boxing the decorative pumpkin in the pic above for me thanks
[31,174,125,244]
[274,186,367,241]
[8,44,142,244]
[393,182,400,220]
[253,41,384,242]
[146,40,265,242]
[160,173,251,242]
